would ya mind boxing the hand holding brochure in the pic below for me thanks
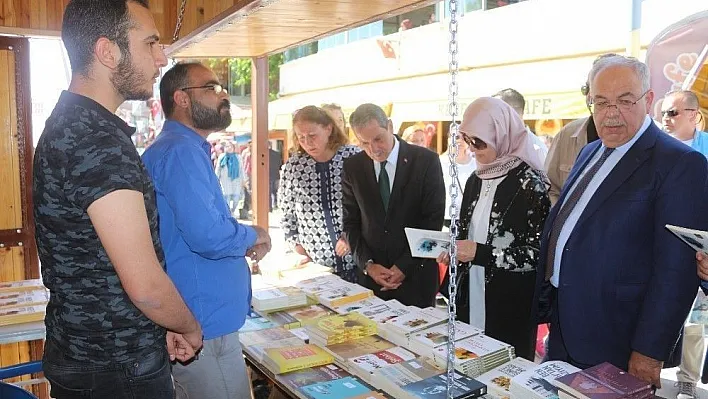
[404,228,451,259]
[665,224,708,253]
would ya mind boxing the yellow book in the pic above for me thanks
[0,304,46,326]
[263,344,334,374]
[314,313,377,336]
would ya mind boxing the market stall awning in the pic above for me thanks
[165,0,438,58]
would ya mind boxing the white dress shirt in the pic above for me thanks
[527,127,549,164]
[550,116,652,287]
[373,137,400,193]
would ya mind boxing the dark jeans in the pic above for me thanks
[42,338,173,399]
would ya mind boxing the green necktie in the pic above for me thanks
[379,160,390,211]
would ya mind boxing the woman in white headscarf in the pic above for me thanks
[439,97,550,360]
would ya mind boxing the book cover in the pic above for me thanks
[239,326,295,347]
[666,224,708,253]
[325,335,395,361]
[373,358,444,387]
[318,283,373,307]
[333,296,386,315]
[355,301,411,324]
[403,372,487,398]
[347,393,388,399]
[264,344,334,374]
[387,309,444,334]
[278,363,351,390]
[239,317,278,332]
[247,337,305,362]
[512,361,580,399]
[404,228,452,259]
[312,313,377,336]
[349,347,417,374]
[476,357,535,396]
[300,376,372,399]
[554,362,652,398]
[412,322,483,348]
[290,304,337,323]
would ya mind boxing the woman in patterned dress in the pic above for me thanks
[439,97,551,360]
[279,106,361,282]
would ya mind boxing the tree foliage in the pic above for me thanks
[206,54,284,101]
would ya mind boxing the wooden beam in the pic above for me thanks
[250,56,269,231]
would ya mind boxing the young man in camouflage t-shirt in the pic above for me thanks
[33,1,202,397]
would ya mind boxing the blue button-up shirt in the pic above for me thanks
[142,120,257,339]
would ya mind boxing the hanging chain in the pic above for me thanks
[446,0,460,397]
[172,0,188,43]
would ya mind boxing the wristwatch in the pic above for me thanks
[364,259,374,275]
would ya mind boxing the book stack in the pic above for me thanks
[246,336,306,362]
[475,356,535,398]
[401,371,487,399]
[0,280,49,326]
[431,335,515,378]
[378,308,448,346]
[331,296,385,315]
[348,346,418,385]
[306,312,378,347]
[298,376,385,399]
[552,362,653,399]
[323,335,396,372]
[408,321,483,359]
[266,304,336,329]
[353,300,411,324]
[509,360,580,399]
[316,282,374,309]
[370,358,444,398]
[295,274,347,298]
[262,344,334,374]
[239,326,297,348]
[252,286,308,313]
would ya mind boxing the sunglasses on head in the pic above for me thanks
[461,133,487,150]
[661,108,696,118]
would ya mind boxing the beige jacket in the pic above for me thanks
[544,116,592,205]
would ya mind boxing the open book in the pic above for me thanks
[665,224,708,252]
[404,228,451,259]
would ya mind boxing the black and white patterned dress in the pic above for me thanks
[278,145,361,281]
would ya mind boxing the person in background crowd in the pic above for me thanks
[399,19,413,31]
[322,103,347,135]
[661,90,708,399]
[439,131,477,227]
[143,62,272,399]
[279,106,361,281]
[33,1,202,397]
[439,97,549,360]
[240,140,253,219]
[662,90,707,154]
[401,125,427,147]
[216,140,243,214]
[544,53,618,205]
[493,88,548,163]
[269,142,283,211]
[343,103,445,307]
[537,55,708,387]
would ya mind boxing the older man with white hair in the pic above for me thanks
[537,55,708,389]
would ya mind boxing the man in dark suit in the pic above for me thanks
[537,55,708,387]
[342,103,445,308]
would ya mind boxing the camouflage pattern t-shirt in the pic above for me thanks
[33,91,165,364]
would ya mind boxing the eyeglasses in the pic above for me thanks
[180,84,227,94]
[588,90,649,114]
[461,133,487,150]
[661,108,697,118]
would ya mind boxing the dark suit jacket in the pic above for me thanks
[342,138,445,307]
[536,122,708,370]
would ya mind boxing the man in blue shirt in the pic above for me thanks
[142,62,271,399]
[661,90,707,399]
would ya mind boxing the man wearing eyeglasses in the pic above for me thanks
[142,62,272,399]
[662,89,707,399]
[537,55,708,390]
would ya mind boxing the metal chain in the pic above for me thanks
[172,0,188,43]
[446,0,460,397]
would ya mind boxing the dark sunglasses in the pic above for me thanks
[461,133,487,150]
[661,108,696,118]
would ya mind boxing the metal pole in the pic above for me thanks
[627,0,642,58]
